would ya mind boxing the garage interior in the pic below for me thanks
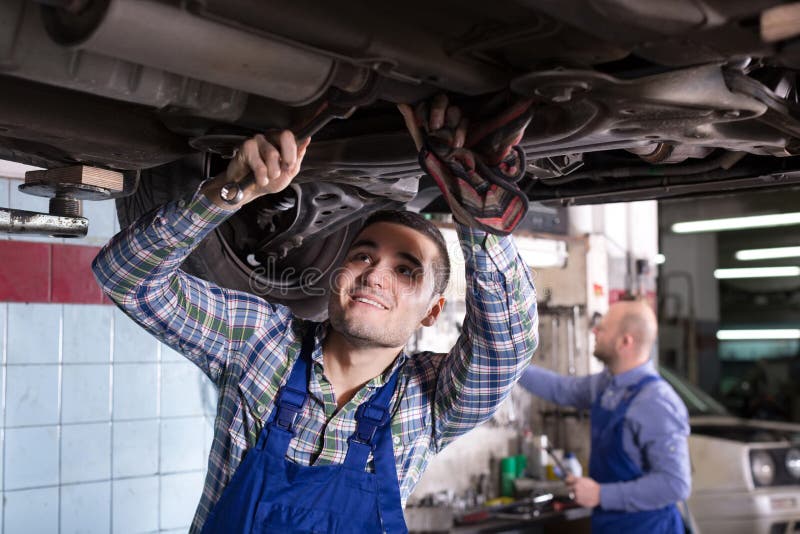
[1,0,800,532]
[2,158,800,532]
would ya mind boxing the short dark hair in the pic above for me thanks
[360,210,451,295]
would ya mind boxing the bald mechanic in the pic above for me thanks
[92,97,538,533]
[519,299,690,534]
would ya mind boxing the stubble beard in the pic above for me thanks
[328,299,408,349]
[593,345,613,366]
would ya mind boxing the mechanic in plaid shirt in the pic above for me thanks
[93,97,538,533]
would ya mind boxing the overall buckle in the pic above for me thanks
[273,386,307,432]
[351,403,390,446]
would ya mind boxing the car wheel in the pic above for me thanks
[115,154,360,320]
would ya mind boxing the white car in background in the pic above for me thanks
[662,367,800,534]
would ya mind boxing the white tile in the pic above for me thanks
[7,303,61,364]
[62,364,111,423]
[60,480,111,534]
[160,417,206,473]
[0,302,6,352]
[63,305,112,363]
[0,178,8,240]
[112,363,158,420]
[61,422,111,484]
[0,176,9,204]
[82,198,117,246]
[161,363,207,417]
[0,426,4,491]
[5,486,59,533]
[113,208,121,234]
[9,178,48,211]
[112,420,158,478]
[0,302,6,354]
[113,308,158,362]
[5,365,59,427]
[8,180,63,244]
[5,426,59,490]
[112,476,159,534]
[160,471,204,531]
[160,342,185,363]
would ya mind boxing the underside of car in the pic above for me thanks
[3,0,800,317]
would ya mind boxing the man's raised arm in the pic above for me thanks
[432,225,539,449]
[92,133,309,384]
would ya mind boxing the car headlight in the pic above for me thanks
[786,448,800,479]
[751,450,776,486]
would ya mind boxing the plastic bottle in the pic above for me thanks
[564,452,583,478]
[520,429,540,478]
[500,456,518,497]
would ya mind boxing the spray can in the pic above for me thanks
[564,452,583,478]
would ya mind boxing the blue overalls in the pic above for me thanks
[201,327,409,533]
[589,374,684,534]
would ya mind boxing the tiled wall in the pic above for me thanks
[1,174,216,533]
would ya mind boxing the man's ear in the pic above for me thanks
[620,333,635,350]
[420,296,446,327]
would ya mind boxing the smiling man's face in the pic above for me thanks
[328,221,445,349]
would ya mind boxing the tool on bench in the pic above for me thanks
[544,445,571,482]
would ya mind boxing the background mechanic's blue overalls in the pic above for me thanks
[589,374,684,534]
[202,326,409,533]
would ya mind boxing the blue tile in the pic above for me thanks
[161,362,211,418]
[112,420,158,478]
[82,198,117,247]
[5,426,59,490]
[160,471,204,531]
[112,476,158,534]
[5,486,59,533]
[160,417,206,473]
[113,308,158,362]
[60,481,111,534]
[5,365,59,427]
[61,422,111,484]
[62,364,111,423]
[7,303,60,364]
[62,305,112,363]
[112,363,158,420]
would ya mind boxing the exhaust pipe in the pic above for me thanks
[40,0,354,106]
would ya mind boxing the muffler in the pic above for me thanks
[40,0,356,105]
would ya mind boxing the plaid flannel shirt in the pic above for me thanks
[92,186,538,533]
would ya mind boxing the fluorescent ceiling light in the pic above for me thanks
[714,266,800,279]
[672,212,800,233]
[655,253,666,265]
[735,246,800,261]
[717,329,800,340]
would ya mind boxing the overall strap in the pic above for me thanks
[623,375,660,405]
[593,373,660,407]
[257,323,317,455]
[343,368,407,533]
[342,369,400,470]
